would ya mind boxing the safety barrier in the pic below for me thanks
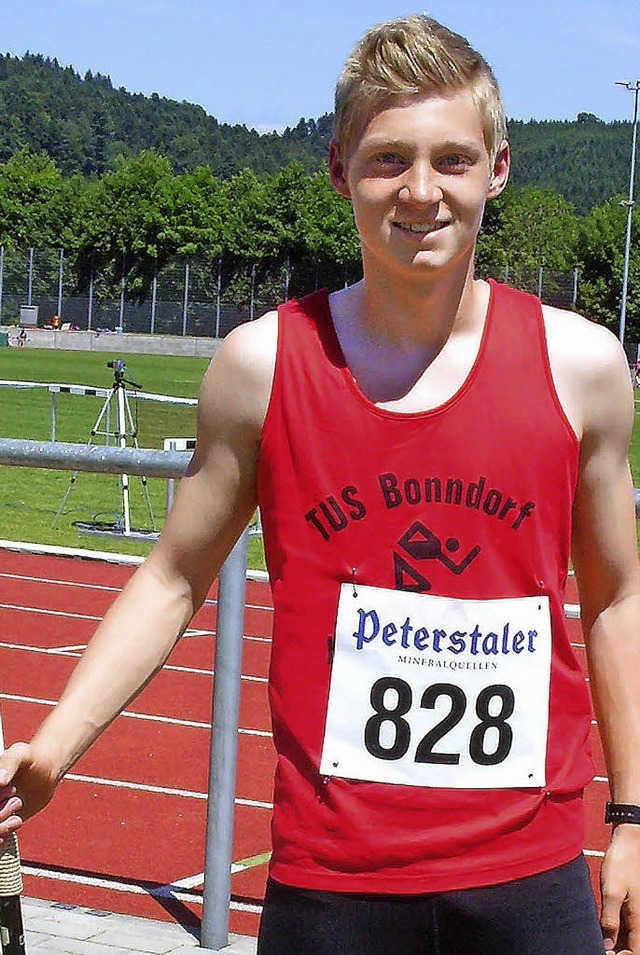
[0,437,248,950]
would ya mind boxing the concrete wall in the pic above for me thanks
[2,326,221,359]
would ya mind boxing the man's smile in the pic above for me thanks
[393,220,449,235]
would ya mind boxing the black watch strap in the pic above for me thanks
[605,802,640,825]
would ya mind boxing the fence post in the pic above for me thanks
[28,248,34,306]
[151,259,158,334]
[250,263,256,321]
[182,259,190,336]
[284,254,290,301]
[0,246,4,322]
[57,248,64,319]
[119,254,126,330]
[537,267,544,300]
[215,257,222,338]
[201,527,250,951]
[573,268,578,307]
[88,260,94,331]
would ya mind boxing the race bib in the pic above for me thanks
[320,585,551,789]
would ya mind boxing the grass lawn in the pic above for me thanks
[0,348,266,569]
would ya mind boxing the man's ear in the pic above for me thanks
[487,139,510,200]
[328,139,351,198]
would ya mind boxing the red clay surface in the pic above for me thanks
[0,551,607,936]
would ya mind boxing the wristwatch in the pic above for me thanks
[605,802,640,825]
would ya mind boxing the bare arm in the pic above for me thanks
[0,313,277,830]
[547,307,640,953]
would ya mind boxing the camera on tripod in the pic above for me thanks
[107,359,126,382]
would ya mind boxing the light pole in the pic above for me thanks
[616,80,640,344]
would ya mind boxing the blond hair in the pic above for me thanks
[334,15,506,163]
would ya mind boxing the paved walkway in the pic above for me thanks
[22,897,258,954]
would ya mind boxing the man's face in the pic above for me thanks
[329,89,510,280]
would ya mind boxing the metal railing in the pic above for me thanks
[0,438,248,950]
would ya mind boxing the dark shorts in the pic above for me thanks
[257,855,604,955]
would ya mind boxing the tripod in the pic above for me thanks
[53,361,156,536]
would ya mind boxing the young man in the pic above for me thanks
[1,14,639,954]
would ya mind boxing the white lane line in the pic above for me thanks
[173,856,272,887]
[0,603,270,643]
[565,604,581,619]
[584,849,605,858]
[0,575,273,615]
[171,872,205,889]
[0,602,102,621]
[0,605,211,635]
[20,865,263,913]
[0,571,122,593]
[0,642,82,657]
[0,643,269,683]
[0,692,273,738]
[0,570,273,612]
[205,599,273,613]
[0,597,272,648]
[64,772,273,809]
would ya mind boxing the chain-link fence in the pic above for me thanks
[477,265,579,309]
[0,245,579,338]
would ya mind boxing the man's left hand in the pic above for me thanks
[600,825,640,953]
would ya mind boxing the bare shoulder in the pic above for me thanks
[542,305,633,441]
[542,305,626,375]
[198,310,278,439]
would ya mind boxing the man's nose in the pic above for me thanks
[398,162,442,205]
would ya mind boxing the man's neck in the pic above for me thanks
[328,258,490,408]
[365,265,479,343]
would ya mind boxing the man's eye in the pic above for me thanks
[441,155,470,170]
[376,153,404,165]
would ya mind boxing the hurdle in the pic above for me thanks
[0,379,197,443]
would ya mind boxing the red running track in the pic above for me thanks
[0,550,609,937]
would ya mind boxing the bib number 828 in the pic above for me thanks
[363,677,515,766]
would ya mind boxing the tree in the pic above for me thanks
[577,197,640,336]
[73,150,180,301]
[476,185,579,285]
[0,148,77,248]
[300,168,361,287]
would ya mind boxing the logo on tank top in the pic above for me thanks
[394,521,480,592]
[303,473,536,591]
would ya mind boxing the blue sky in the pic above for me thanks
[0,0,638,131]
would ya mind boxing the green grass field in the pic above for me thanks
[0,349,266,568]
[1,348,639,568]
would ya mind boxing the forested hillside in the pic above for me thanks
[0,52,633,213]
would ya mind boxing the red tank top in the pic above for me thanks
[257,280,595,893]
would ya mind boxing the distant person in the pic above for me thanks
[18,328,26,348]
[1,14,639,955]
